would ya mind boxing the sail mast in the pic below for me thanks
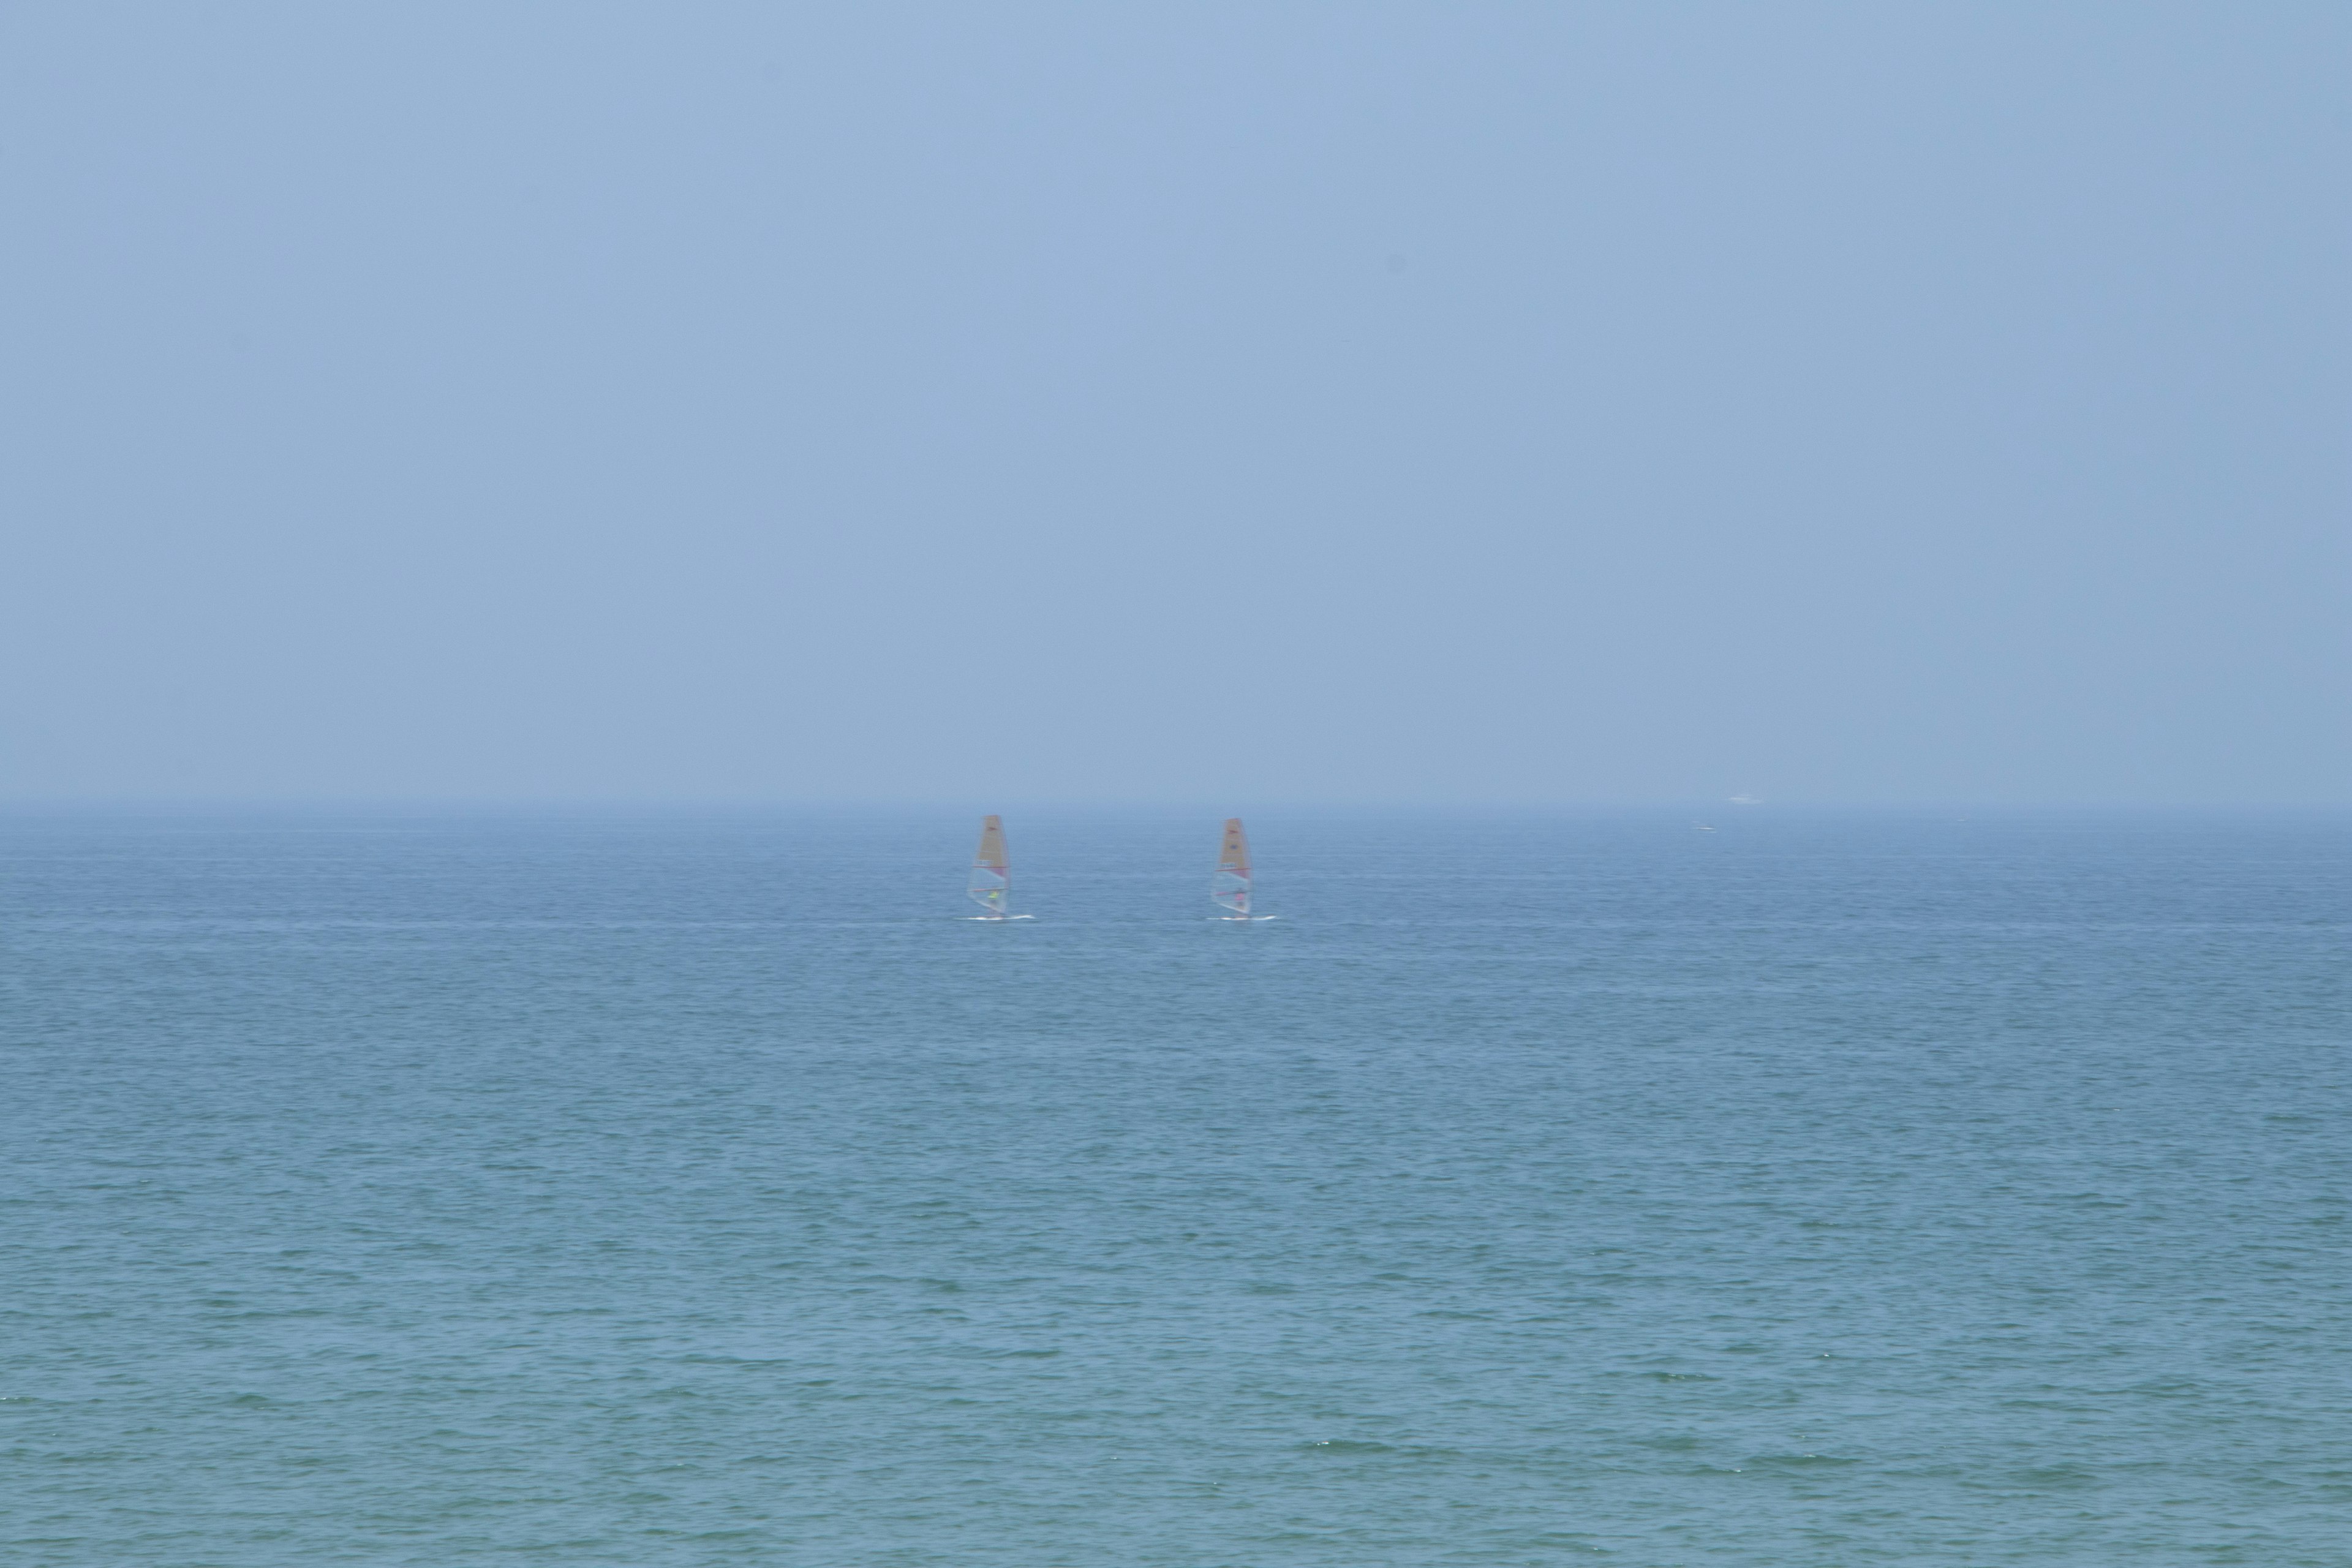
[968,815,1010,918]
[1212,817,1252,919]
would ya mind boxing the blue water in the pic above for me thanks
[4,809,2348,1564]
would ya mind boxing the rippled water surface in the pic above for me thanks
[4,809,2348,1564]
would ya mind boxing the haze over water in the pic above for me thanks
[6,809,2346,1564]
[4,4,2344,805]
[6,7,2343,1559]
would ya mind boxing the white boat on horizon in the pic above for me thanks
[965,815,1033,920]
[1212,818,1276,921]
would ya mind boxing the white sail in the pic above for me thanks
[1211,817,1251,919]
[967,815,1010,918]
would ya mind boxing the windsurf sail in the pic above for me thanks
[1212,817,1252,919]
[968,815,1010,918]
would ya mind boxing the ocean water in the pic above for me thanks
[2,807,2347,1566]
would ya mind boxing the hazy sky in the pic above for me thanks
[2,3,2344,804]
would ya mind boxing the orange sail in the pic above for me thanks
[968,815,1010,917]
[1211,817,1251,918]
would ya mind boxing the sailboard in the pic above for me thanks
[965,815,1032,919]
[1211,817,1275,920]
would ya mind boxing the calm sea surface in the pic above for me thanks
[3,809,2347,1565]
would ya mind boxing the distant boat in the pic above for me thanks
[965,815,1032,920]
[1212,818,1274,921]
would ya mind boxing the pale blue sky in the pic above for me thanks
[1,2,2343,804]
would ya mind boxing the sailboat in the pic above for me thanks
[1211,817,1275,920]
[965,815,1033,920]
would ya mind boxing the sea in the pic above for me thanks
[3,807,2347,1566]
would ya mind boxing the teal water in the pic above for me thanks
[3,809,2348,1565]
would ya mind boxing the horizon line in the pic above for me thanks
[0,796,2345,815]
